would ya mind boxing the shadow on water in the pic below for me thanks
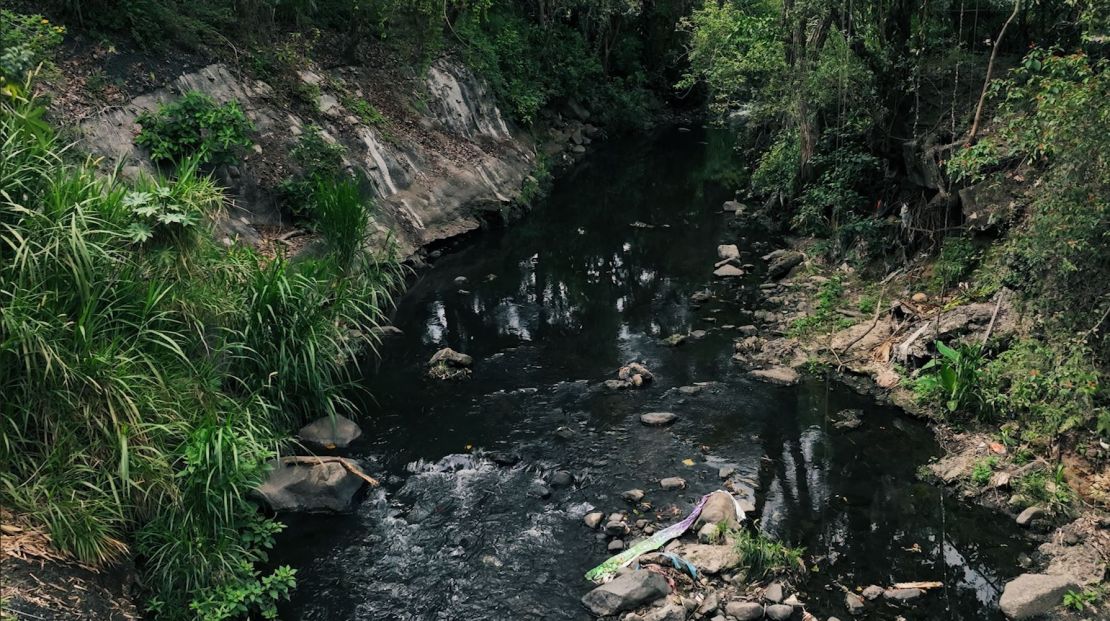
[272,127,1031,620]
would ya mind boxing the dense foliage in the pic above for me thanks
[1,81,400,618]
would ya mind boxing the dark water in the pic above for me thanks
[273,128,1029,620]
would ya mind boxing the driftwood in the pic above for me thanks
[280,455,380,487]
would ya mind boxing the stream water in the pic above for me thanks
[273,127,1031,620]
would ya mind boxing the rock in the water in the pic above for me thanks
[605,518,629,537]
[604,379,629,390]
[883,588,924,603]
[617,362,654,388]
[763,583,784,603]
[453,276,468,286]
[697,490,741,528]
[718,244,741,260]
[722,200,745,213]
[584,512,604,529]
[725,602,764,621]
[832,409,863,430]
[678,385,702,395]
[714,264,745,278]
[550,470,574,488]
[428,347,473,380]
[255,457,366,513]
[998,574,1079,620]
[660,477,686,490]
[845,592,865,614]
[608,539,625,552]
[580,569,670,616]
[640,412,678,427]
[766,604,794,620]
[1015,505,1045,527]
[749,367,800,386]
[861,585,883,600]
[767,251,803,279]
[297,414,362,449]
[528,482,552,499]
[623,489,646,503]
[677,544,740,574]
[663,334,688,347]
[691,290,713,303]
[719,467,736,480]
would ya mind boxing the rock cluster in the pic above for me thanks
[605,361,655,390]
[427,347,473,380]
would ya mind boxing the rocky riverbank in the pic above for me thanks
[707,203,1109,620]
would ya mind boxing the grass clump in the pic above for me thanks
[729,528,804,578]
[1,85,398,619]
[970,457,998,487]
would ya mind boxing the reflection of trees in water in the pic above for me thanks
[409,128,735,370]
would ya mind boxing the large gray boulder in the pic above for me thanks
[255,456,367,513]
[580,569,670,616]
[697,491,741,528]
[297,415,362,449]
[998,574,1079,620]
[766,251,803,279]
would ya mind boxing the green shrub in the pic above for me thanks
[946,138,1001,184]
[789,276,851,337]
[730,528,804,578]
[981,339,1106,440]
[0,10,65,95]
[915,340,985,415]
[971,457,998,486]
[931,236,977,292]
[136,92,253,165]
[1013,465,1074,513]
[280,125,348,217]
[750,130,799,198]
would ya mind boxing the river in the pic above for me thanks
[272,127,1030,620]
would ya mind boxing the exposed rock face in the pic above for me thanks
[297,414,362,449]
[255,456,367,513]
[77,60,534,258]
[998,574,1079,620]
[580,570,670,616]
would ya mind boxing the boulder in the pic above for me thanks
[861,585,883,600]
[255,456,366,513]
[697,491,741,528]
[766,604,794,620]
[550,470,574,488]
[714,264,745,278]
[718,244,741,260]
[749,367,800,386]
[584,512,604,529]
[998,574,1079,620]
[676,543,740,574]
[722,200,745,213]
[767,251,803,279]
[660,477,686,490]
[640,412,678,427]
[297,414,362,449]
[845,592,865,615]
[763,582,784,603]
[580,569,670,617]
[725,602,763,620]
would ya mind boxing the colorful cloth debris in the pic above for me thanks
[584,490,744,583]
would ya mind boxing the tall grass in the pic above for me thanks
[1,88,399,618]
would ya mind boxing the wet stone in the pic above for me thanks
[640,412,678,427]
[584,512,604,529]
[725,601,763,621]
[763,582,784,603]
[660,477,686,490]
[623,489,646,503]
[766,604,794,620]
